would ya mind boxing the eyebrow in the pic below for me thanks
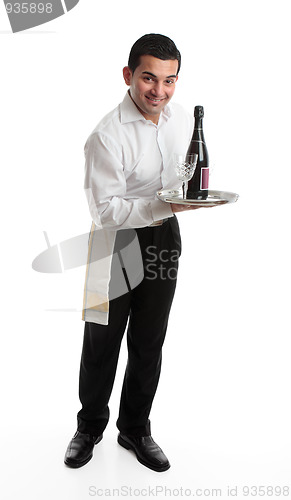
[142,71,177,78]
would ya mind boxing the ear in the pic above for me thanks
[123,66,132,86]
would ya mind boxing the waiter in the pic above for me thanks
[64,33,202,472]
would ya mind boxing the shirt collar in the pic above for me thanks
[120,91,172,125]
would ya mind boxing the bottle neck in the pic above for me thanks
[193,117,205,140]
[194,117,203,130]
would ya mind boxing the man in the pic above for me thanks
[64,33,200,472]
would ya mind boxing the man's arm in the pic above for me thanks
[84,132,173,230]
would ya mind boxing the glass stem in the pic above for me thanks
[183,181,188,199]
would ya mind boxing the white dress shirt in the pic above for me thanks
[82,92,194,325]
[84,91,194,230]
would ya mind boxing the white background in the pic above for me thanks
[1,0,290,498]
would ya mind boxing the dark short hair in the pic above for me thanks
[128,33,181,75]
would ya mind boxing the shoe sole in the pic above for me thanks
[117,435,170,472]
[64,434,103,469]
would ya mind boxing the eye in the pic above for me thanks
[165,79,175,85]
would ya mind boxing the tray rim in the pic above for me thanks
[156,188,239,206]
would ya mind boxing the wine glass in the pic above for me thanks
[174,154,198,199]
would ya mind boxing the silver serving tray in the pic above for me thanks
[157,189,239,207]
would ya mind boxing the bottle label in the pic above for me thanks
[201,167,209,190]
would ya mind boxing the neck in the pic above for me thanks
[128,90,160,125]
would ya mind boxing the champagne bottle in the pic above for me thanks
[186,105,209,200]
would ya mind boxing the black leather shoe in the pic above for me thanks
[64,431,103,468]
[117,433,170,472]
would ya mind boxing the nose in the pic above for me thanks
[151,81,164,97]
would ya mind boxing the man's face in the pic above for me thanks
[123,55,179,124]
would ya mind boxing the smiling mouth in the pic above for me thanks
[145,96,166,103]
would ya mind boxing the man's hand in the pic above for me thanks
[170,203,202,213]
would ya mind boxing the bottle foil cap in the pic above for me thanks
[194,105,204,118]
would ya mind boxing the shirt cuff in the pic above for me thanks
[150,199,174,222]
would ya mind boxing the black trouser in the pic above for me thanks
[77,216,181,437]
